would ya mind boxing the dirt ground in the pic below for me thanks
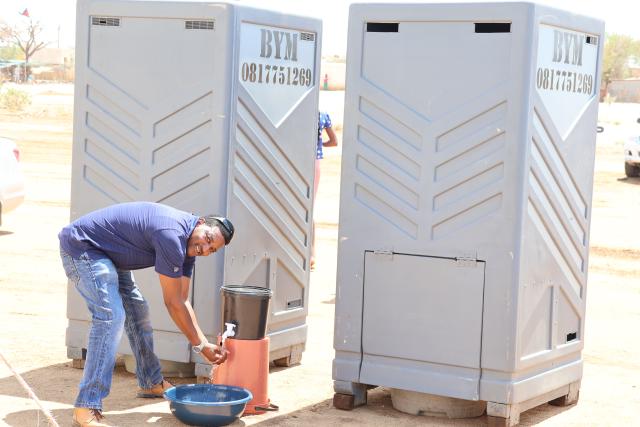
[0,84,639,426]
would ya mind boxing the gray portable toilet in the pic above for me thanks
[332,2,603,425]
[66,0,321,378]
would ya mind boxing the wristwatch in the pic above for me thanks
[192,339,208,354]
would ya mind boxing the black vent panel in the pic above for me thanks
[185,20,215,30]
[287,299,303,309]
[300,32,315,41]
[92,17,120,27]
[475,22,511,33]
[367,22,399,33]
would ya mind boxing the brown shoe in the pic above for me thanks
[72,407,113,427]
[136,379,173,398]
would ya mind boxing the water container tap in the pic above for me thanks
[221,322,236,345]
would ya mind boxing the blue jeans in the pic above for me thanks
[61,247,163,410]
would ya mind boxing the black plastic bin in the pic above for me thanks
[220,285,273,340]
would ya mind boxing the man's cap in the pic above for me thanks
[209,215,234,245]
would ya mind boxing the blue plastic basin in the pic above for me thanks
[164,384,252,426]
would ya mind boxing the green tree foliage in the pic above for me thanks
[0,45,24,61]
[601,33,640,98]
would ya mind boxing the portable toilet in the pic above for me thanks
[332,3,603,425]
[66,0,321,378]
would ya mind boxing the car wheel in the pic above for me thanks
[625,162,639,178]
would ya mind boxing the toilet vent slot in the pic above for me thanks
[367,22,399,33]
[475,22,511,33]
[92,17,120,27]
[185,20,214,30]
[287,299,302,309]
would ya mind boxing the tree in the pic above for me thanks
[0,44,23,61]
[0,19,47,81]
[601,34,640,99]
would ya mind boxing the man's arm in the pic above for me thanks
[159,273,226,364]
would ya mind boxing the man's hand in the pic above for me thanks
[159,274,228,365]
[200,343,228,365]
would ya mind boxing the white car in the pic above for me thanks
[625,120,640,178]
[0,136,25,225]
[625,136,640,177]
[625,118,640,177]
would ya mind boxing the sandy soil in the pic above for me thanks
[0,85,638,426]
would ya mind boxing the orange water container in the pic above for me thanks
[212,337,271,414]
[214,285,275,415]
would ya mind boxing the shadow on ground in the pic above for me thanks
[252,387,576,427]
[0,363,577,427]
[0,362,211,426]
[5,409,182,427]
[617,176,640,185]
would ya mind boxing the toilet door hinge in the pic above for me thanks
[456,254,477,267]
[373,249,393,257]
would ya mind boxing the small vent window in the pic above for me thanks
[475,22,511,33]
[185,20,215,30]
[367,22,399,33]
[300,32,315,41]
[92,17,120,27]
[586,35,598,45]
[287,299,303,309]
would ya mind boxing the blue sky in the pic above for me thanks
[1,0,638,55]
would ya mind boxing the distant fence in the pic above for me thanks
[607,79,640,103]
[33,65,74,82]
[0,63,74,83]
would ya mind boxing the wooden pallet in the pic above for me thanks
[273,344,304,367]
[332,381,368,410]
[487,381,580,426]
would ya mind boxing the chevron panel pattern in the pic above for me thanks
[431,102,507,240]
[83,78,144,203]
[354,94,423,239]
[352,82,509,241]
[87,85,143,136]
[232,97,310,270]
[81,71,215,206]
[529,108,588,300]
[150,90,214,205]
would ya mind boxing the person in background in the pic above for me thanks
[312,111,338,270]
[59,201,234,427]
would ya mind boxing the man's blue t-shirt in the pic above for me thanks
[58,202,199,278]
